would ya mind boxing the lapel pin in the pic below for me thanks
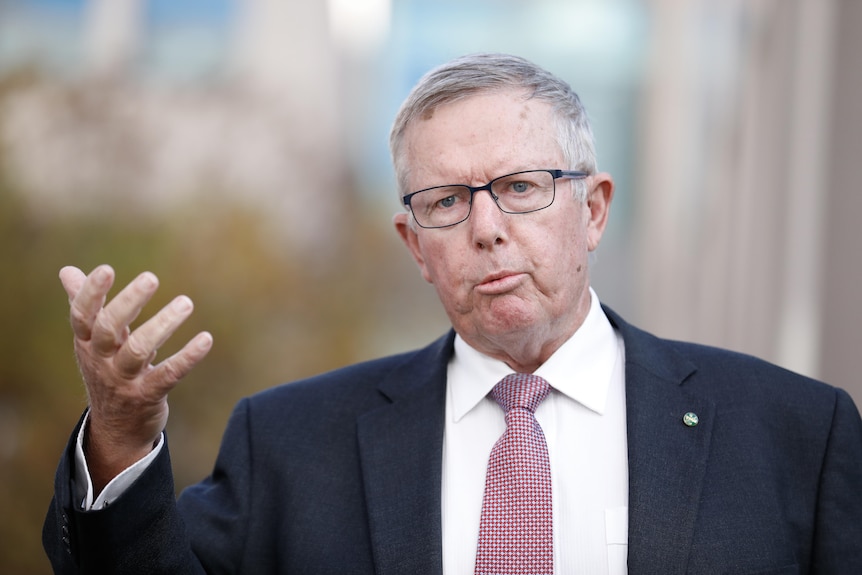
[682,412,699,427]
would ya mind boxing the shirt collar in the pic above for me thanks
[449,288,619,421]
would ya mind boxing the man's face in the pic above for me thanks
[394,89,614,372]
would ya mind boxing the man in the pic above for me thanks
[44,53,862,574]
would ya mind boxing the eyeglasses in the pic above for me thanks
[402,169,589,229]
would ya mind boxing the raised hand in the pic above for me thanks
[60,264,213,493]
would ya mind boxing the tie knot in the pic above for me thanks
[491,373,550,414]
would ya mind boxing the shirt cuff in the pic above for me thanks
[74,411,164,510]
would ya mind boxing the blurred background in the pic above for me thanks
[1,0,859,571]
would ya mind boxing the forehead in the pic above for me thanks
[402,89,563,188]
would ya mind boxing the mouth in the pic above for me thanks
[475,271,526,295]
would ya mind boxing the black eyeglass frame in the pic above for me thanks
[402,169,590,229]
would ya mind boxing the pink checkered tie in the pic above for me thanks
[474,373,553,575]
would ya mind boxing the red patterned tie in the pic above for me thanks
[475,373,554,575]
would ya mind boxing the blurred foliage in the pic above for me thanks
[0,142,440,574]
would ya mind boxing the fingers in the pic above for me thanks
[63,263,214,383]
[67,265,115,341]
[64,265,211,381]
[147,331,214,393]
[114,295,196,377]
[90,271,160,356]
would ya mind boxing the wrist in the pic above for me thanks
[83,418,160,494]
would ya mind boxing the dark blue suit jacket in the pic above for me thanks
[44,308,862,573]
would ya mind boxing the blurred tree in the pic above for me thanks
[0,158,386,574]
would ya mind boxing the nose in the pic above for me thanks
[468,188,506,249]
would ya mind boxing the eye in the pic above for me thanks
[511,181,531,194]
[437,195,457,209]
[425,186,468,211]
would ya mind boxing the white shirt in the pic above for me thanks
[442,289,628,574]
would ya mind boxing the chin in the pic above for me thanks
[475,306,543,340]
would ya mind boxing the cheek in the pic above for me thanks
[431,255,466,292]
[420,244,475,302]
[418,239,461,286]
[426,261,475,316]
[534,223,588,282]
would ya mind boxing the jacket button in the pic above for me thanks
[61,521,71,552]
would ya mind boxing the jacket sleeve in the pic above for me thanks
[810,388,862,573]
[42,412,206,574]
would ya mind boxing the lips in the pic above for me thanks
[475,271,526,295]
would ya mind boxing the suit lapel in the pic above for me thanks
[356,332,453,575]
[605,308,715,574]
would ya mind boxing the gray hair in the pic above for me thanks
[389,53,597,203]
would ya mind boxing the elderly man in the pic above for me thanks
[44,53,862,574]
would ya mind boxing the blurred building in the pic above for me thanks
[0,0,349,259]
[634,0,862,404]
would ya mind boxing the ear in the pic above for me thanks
[585,172,615,252]
[393,212,434,283]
